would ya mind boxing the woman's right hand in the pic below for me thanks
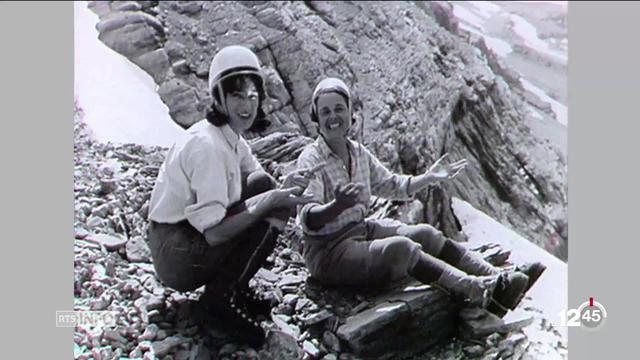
[259,187,314,213]
[280,161,328,196]
[334,182,364,210]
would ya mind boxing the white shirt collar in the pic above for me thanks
[218,123,240,151]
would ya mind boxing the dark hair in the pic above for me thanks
[310,89,355,124]
[206,74,270,133]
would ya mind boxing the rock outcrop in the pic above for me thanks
[86,0,567,259]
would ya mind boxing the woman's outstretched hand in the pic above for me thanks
[253,187,314,215]
[427,153,468,182]
[280,162,327,195]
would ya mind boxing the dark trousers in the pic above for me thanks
[147,172,280,294]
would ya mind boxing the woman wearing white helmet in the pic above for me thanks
[147,45,312,346]
[296,77,546,316]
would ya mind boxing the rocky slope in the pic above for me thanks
[86,0,567,260]
[75,102,558,359]
[443,0,568,168]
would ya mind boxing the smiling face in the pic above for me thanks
[316,91,350,142]
[223,76,260,134]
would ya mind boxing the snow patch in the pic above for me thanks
[452,4,486,31]
[459,23,513,57]
[528,105,545,120]
[452,197,567,343]
[514,1,568,10]
[509,14,567,65]
[74,1,185,148]
[521,78,568,126]
[467,1,501,18]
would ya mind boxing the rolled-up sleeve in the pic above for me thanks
[365,146,413,201]
[183,141,229,233]
[239,137,264,174]
[296,150,326,233]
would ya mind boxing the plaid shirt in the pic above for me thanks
[296,136,413,237]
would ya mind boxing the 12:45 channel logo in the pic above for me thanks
[558,297,607,330]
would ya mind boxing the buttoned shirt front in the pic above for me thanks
[296,136,413,237]
[148,120,263,233]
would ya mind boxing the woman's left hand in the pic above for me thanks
[427,153,468,182]
[281,172,308,195]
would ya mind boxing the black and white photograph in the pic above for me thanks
[73,1,568,359]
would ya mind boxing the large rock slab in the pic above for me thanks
[336,282,457,359]
[458,307,534,339]
[133,48,170,84]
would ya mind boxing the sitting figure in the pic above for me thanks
[146,46,312,346]
[296,77,545,316]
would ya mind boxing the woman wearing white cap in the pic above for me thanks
[296,77,546,316]
[146,45,313,346]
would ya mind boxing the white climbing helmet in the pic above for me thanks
[310,77,352,122]
[208,45,265,98]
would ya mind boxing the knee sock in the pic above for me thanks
[409,251,446,283]
[409,251,496,306]
[439,239,500,276]
[410,251,474,295]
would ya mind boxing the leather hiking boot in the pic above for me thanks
[197,291,266,348]
[232,287,274,320]
[517,261,547,292]
[488,271,529,318]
